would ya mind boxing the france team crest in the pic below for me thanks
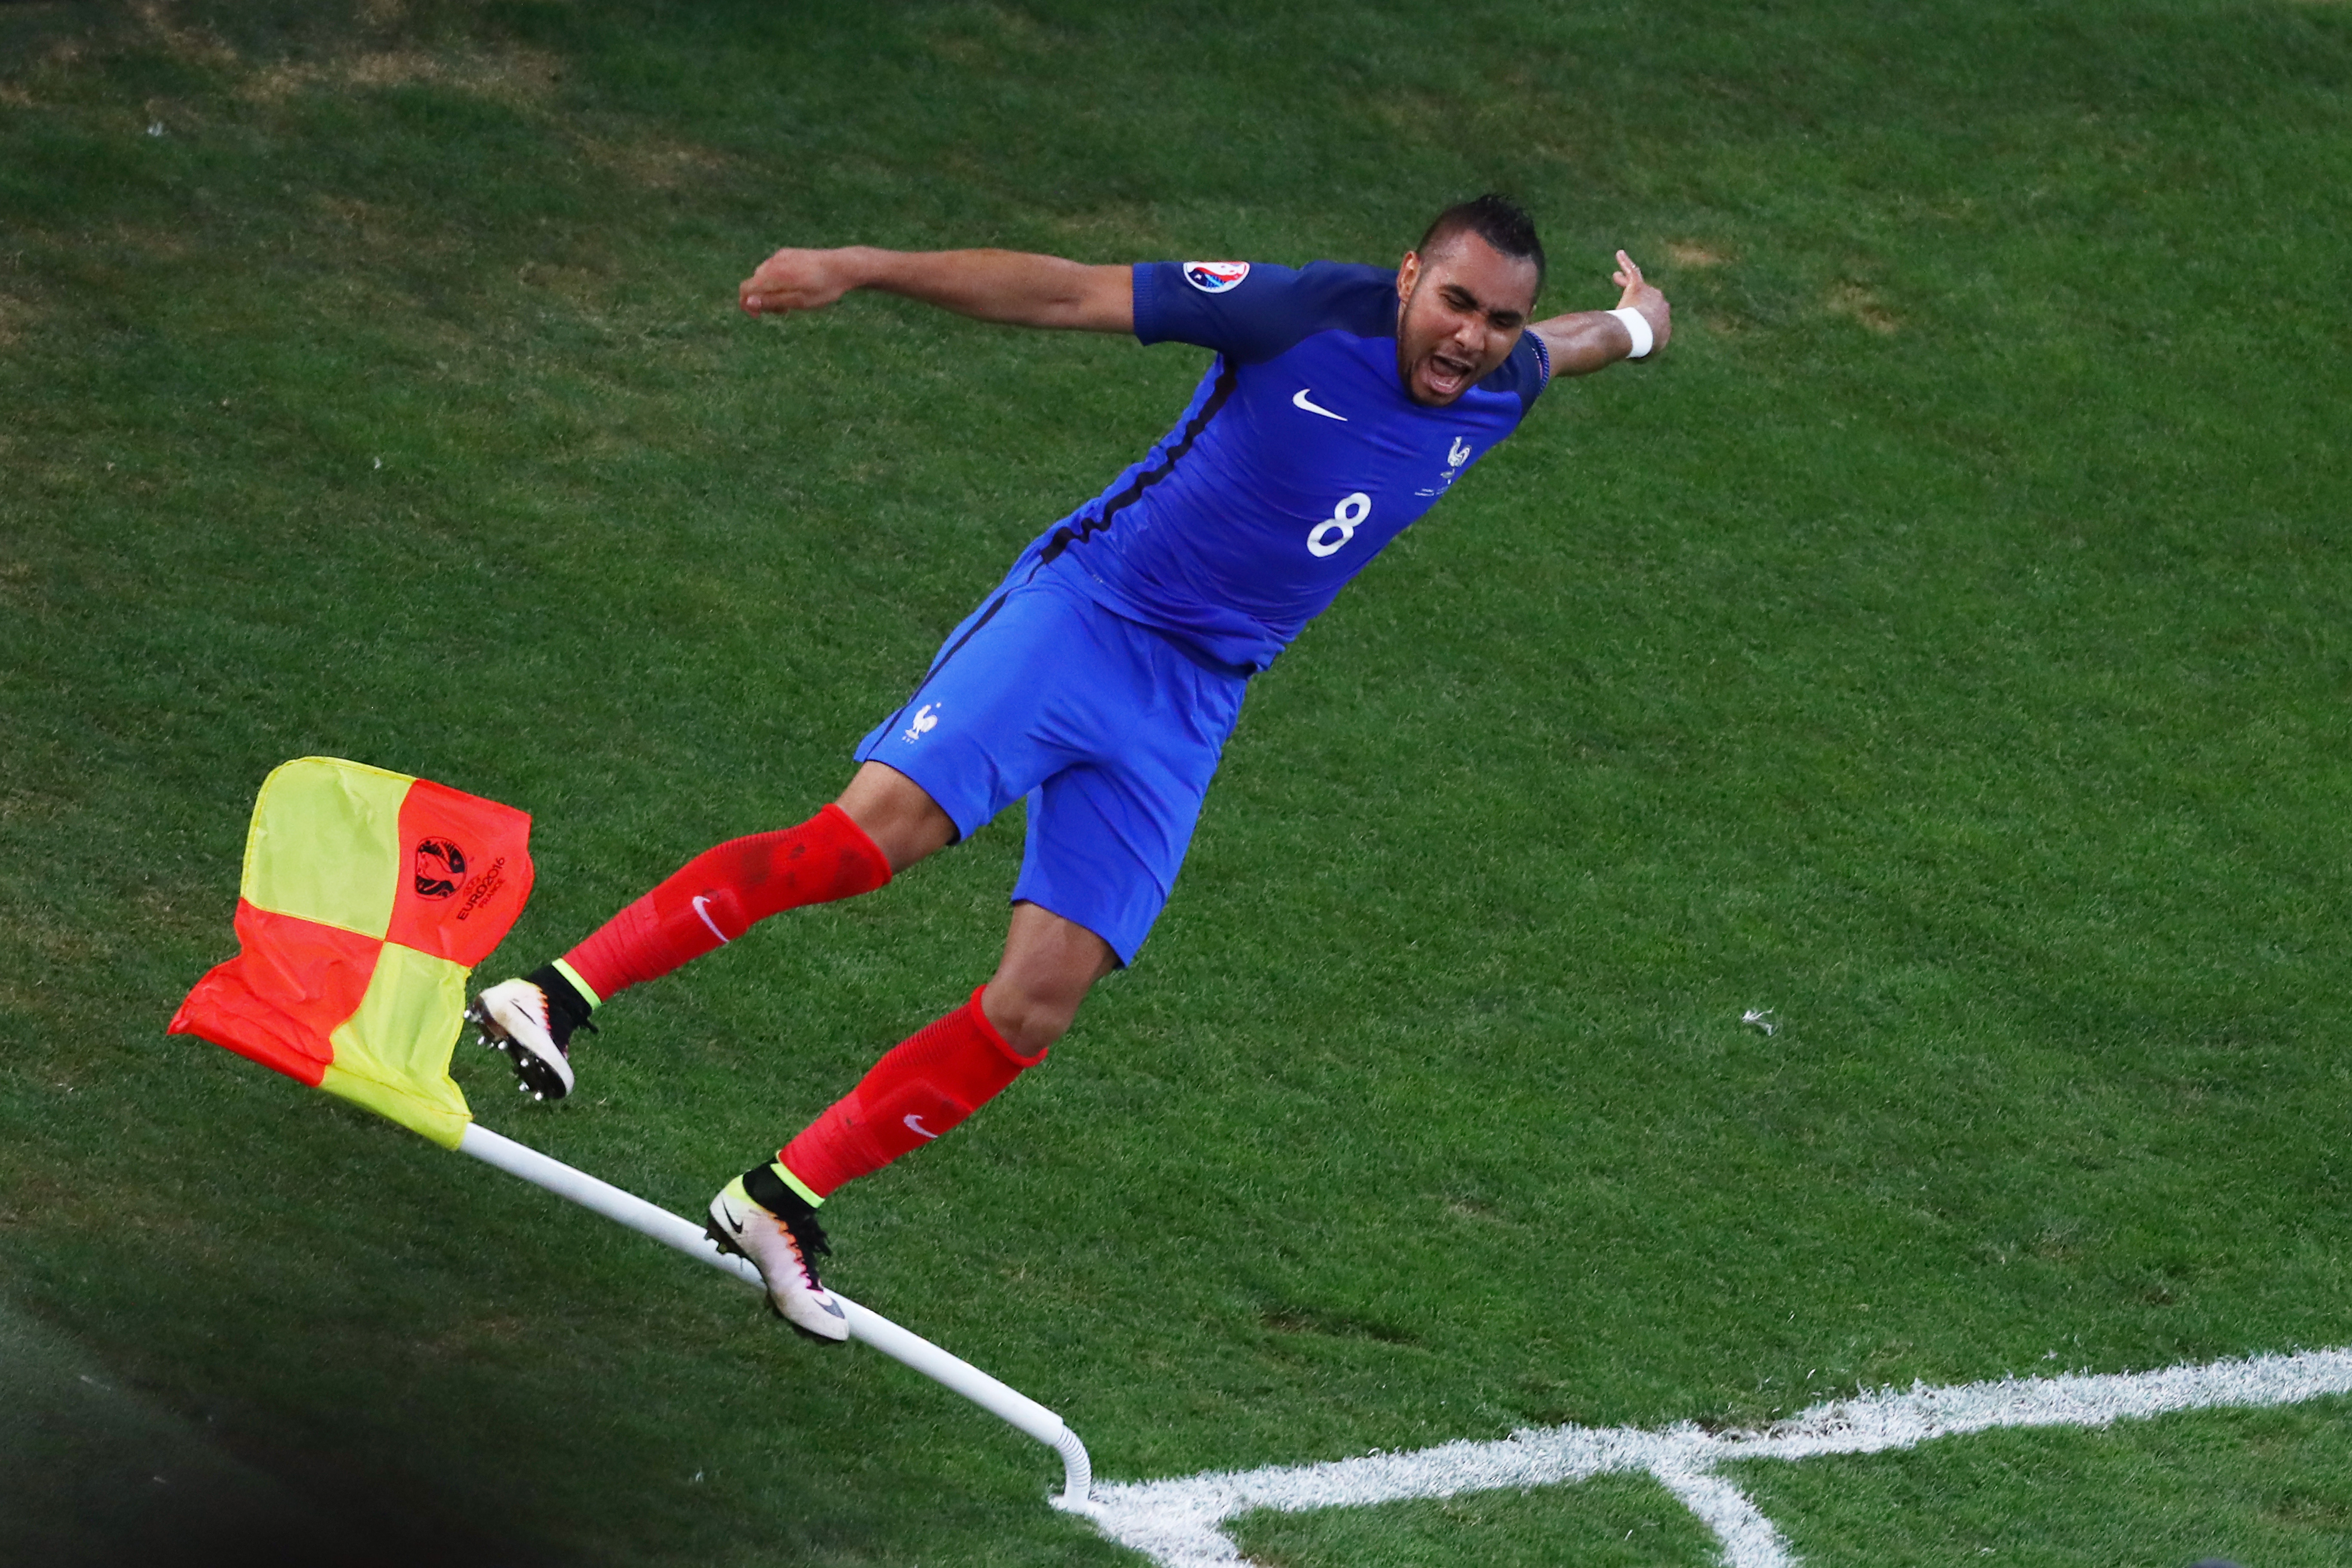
[1182,261,1250,294]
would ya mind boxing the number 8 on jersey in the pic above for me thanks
[1307,492,1372,558]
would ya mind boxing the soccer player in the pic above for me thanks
[470,196,1671,1341]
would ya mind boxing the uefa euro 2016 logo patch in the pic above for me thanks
[413,837,468,899]
[1182,261,1250,294]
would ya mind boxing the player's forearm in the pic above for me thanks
[847,247,1135,333]
[1532,310,1645,377]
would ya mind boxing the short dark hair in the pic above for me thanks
[1417,194,1546,291]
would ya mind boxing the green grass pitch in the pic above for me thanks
[5,1,2352,1563]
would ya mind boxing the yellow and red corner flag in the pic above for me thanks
[169,757,535,1148]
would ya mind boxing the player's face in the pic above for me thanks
[1393,233,1539,407]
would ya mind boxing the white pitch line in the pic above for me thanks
[1653,1461,1798,1568]
[1057,1345,2352,1567]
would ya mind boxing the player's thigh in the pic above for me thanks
[851,581,1124,842]
[1010,667,1245,967]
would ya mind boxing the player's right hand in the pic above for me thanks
[740,247,862,317]
[1611,249,1672,354]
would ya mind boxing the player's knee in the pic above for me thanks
[987,903,1115,1056]
[979,974,1089,1060]
[836,763,956,873]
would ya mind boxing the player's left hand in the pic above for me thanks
[739,247,866,317]
[1611,250,1672,354]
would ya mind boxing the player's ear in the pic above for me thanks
[1396,251,1420,300]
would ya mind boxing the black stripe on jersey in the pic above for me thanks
[1036,359,1240,570]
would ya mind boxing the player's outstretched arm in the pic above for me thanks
[1530,249,1672,376]
[738,246,1134,333]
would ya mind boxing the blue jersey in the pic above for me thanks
[1020,259,1552,675]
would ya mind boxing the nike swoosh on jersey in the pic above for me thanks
[1291,388,1348,421]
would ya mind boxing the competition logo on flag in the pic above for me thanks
[1182,260,1250,294]
[168,757,534,1148]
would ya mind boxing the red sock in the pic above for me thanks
[778,986,1046,1199]
[560,803,891,1003]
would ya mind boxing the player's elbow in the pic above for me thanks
[1048,264,1135,333]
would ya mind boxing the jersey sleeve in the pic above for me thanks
[1476,330,1552,419]
[1132,260,1397,364]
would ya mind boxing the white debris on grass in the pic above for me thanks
[1741,1008,1777,1035]
[1059,1345,2352,1568]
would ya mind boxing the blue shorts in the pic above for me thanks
[855,569,1247,965]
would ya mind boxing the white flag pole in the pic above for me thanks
[457,1123,1092,1502]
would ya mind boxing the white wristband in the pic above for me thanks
[1608,306,1654,360]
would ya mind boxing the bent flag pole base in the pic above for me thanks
[458,1124,1093,1503]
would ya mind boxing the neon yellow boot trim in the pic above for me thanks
[773,1161,825,1208]
[551,957,601,1009]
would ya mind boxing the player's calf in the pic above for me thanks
[711,987,1054,1341]
[778,986,1047,1196]
[472,805,897,1102]
[560,803,892,1003]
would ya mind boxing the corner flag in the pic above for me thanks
[165,756,1091,1499]
[168,756,535,1147]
